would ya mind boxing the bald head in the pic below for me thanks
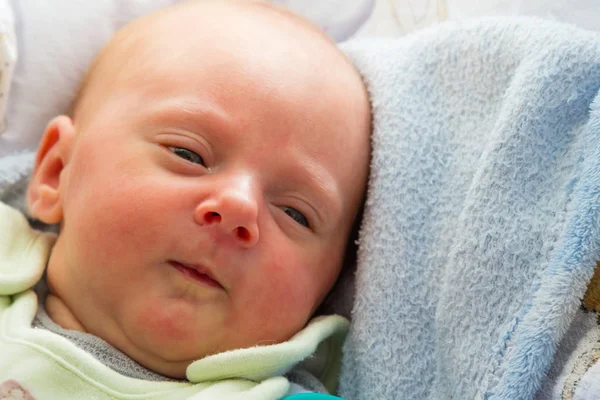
[70,0,363,128]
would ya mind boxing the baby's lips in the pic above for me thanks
[168,260,224,289]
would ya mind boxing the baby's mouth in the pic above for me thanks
[168,261,223,289]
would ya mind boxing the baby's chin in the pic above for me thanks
[105,298,256,375]
[110,303,297,380]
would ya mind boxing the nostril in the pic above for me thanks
[204,212,221,224]
[235,226,250,241]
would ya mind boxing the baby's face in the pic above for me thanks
[28,1,370,378]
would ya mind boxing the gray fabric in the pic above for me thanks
[0,151,33,217]
[285,368,328,394]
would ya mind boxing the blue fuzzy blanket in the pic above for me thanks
[337,18,600,400]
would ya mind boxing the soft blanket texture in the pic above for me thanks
[338,18,600,400]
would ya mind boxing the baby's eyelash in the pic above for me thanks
[168,146,205,166]
[281,206,309,228]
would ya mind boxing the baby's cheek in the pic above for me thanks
[257,259,318,327]
[79,184,171,257]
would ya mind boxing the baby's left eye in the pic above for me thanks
[281,206,309,228]
[168,146,205,166]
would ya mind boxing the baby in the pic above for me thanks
[0,0,370,399]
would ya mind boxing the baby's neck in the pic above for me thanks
[45,293,88,333]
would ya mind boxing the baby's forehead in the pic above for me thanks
[72,0,354,124]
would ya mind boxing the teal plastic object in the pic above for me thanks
[281,394,343,400]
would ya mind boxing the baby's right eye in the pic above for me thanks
[168,146,205,166]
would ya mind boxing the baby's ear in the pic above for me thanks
[27,116,76,224]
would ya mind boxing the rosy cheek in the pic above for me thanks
[257,259,317,325]
[79,180,172,253]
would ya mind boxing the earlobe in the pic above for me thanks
[27,115,76,224]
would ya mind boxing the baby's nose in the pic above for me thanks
[193,181,259,247]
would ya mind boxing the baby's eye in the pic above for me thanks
[281,206,309,228]
[168,146,205,166]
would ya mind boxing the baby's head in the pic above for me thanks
[26,0,370,378]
